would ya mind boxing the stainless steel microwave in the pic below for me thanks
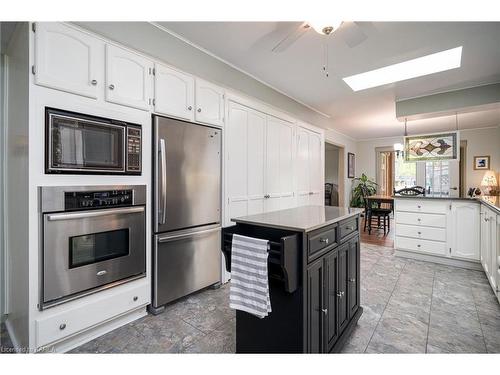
[45,108,142,175]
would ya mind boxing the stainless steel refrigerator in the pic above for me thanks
[151,115,222,313]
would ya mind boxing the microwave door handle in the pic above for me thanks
[46,206,145,221]
[159,138,167,225]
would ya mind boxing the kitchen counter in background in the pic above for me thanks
[393,195,500,214]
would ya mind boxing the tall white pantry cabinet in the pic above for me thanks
[5,22,327,352]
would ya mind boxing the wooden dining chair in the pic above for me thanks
[361,186,392,235]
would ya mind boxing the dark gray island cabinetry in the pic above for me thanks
[222,206,363,353]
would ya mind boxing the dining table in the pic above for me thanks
[366,194,395,210]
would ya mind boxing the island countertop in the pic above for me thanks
[231,205,364,233]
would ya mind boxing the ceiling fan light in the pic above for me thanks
[308,20,343,35]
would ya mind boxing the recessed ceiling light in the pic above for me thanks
[342,46,463,91]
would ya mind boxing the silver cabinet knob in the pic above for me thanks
[133,296,138,302]
[417,231,422,235]
[197,108,202,113]
[322,308,328,315]
[59,323,66,330]
[417,218,421,221]
[109,84,115,90]
[319,238,329,244]
[417,205,421,209]
[91,79,97,85]
[346,226,354,231]
[337,291,344,298]
[417,244,421,248]
[485,217,489,222]
[349,278,356,283]
[188,106,192,111]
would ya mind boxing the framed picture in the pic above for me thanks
[473,155,490,170]
[348,152,355,178]
[404,131,459,162]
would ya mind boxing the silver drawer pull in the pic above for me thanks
[346,226,354,231]
[349,278,356,283]
[322,308,328,315]
[109,84,115,90]
[319,238,329,244]
[417,231,422,235]
[133,296,138,302]
[59,323,66,330]
[91,79,97,85]
[417,205,421,209]
[96,270,107,276]
[197,108,202,113]
[417,244,421,248]
[417,218,421,221]
[187,106,192,110]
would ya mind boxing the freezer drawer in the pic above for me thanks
[153,226,221,308]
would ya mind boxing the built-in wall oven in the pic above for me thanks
[39,185,146,309]
[45,108,142,175]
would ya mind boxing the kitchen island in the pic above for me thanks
[222,206,363,353]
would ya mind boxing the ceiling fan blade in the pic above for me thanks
[272,22,310,53]
[338,21,369,48]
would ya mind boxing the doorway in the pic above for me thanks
[325,142,344,206]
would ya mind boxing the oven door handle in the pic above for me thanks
[46,206,145,221]
[159,138,167,225]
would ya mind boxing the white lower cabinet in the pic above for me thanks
[35,283,148,348]
[105,44,153,110]
[296,126,323,206]
[450,201,480,260]
[480,204,499,299]
[395,198,480,264]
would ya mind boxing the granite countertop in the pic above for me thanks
[392,195,500,214]
[231,205,364,233]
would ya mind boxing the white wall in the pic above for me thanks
[356,136,403,184]
[325,129,357,206]
[325,147,339,185]
[5,23,30,346]
[460,126,500,190]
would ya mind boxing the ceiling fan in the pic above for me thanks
[271,21,369,53]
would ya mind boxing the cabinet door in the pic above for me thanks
[307,259,324,353]
[296,128,310,206]
[347,236,360,319]
[487,210,498,290]
[337,244,349,333]
[308,131,323,206]
[195,79,225,126]
[324,250,339,349]
[265,117,295,212]
[34,22,103,98]
[105,44,153,110]
[154,63,194,120]
[226,102,266,224]
[450,202,480,260]
[480,206,490,273]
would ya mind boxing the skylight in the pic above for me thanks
[342,46,463,91]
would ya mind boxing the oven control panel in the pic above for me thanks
[65,190,133,210]
[126,126,142,174]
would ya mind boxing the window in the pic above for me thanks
[394,153,416,191]
[425,161,450,197]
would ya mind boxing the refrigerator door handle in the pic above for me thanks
[159,138,167,225]
[157,227,220,243]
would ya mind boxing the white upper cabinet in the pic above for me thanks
[450,201,480,260]
[296,126,324,206]
[226,102,266,224]
[34,22,103,98]
[195,79,225,126]
[265,116,295,212]
[105,44,153,111]
[154,63,195,121]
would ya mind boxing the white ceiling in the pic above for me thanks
[158,22,500,139]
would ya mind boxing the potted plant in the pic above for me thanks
[350,173,378,208]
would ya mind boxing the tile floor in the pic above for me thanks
[1,243,499,354]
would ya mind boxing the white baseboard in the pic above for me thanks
[395,249,482,271]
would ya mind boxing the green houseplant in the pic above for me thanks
[350,173,378,208]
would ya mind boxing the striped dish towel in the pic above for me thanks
[229,234,271,319]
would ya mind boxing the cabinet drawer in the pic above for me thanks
[339,217,359,241]
[396,212,446,228]
[396,236,447,256]
[36,283,148,348]
[397,224,446,242]
[308,225,338,261]
[395,199,447,214]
